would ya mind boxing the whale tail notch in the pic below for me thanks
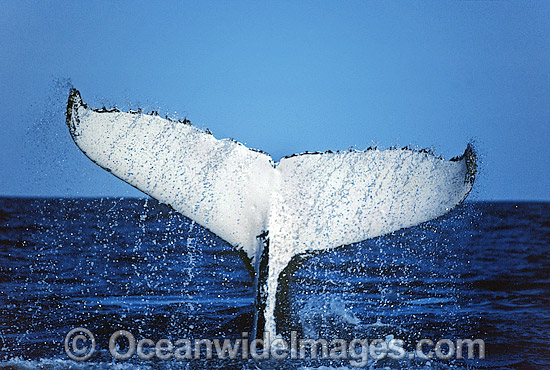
[66,89,476,337]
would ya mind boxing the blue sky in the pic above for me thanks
[1,1,549,200]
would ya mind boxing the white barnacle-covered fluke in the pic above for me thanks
[66,89,476,338]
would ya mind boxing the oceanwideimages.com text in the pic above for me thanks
[65,327,485,366]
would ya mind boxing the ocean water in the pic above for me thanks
[0,198,548,369]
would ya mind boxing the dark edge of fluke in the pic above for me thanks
[67,88,478,171]
[66,88,85,136]
[450,142,477,185]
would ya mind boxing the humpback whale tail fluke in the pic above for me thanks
[66,88,476,338]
